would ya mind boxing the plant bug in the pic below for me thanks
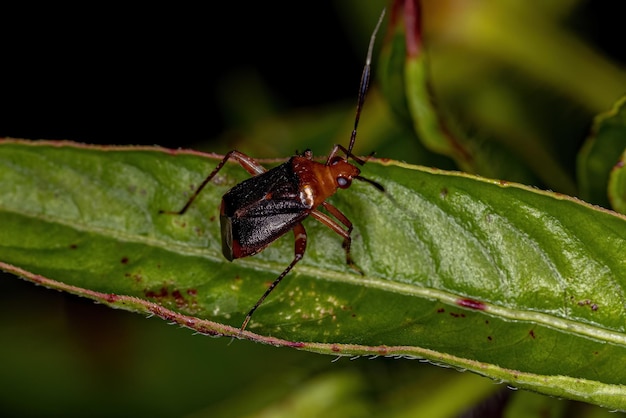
[161,10,386,332]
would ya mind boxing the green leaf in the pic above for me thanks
[503,390,567,418]
[377,0,539,185]
[378,3,471,167]
[578,96,626,210]
[2,139,626,410]
[609,150,626,214]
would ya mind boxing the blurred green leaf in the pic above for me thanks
[378,0,540,185]
[1,139,626,410]
[609,150,626,214]
[198,371,369,418]
[578,96,626,210]
[503,390,567,418]
[417,1,626,115]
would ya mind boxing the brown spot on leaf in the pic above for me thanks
[577,299,599,311]
[145,285,198,312]
[172,290,185,308]
[457,298,486,310]
[145,287,169,299]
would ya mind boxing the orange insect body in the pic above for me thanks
[292,152,362,209]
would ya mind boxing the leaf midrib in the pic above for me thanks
[6,204,624,348]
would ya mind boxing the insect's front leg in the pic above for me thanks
[160,150,267,216]
[311,202,363,275]
[240,223,307,332]
[325,143,374,166]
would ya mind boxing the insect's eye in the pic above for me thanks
[337,176,352,189]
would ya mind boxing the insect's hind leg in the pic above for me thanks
[160,150,267,215]
[240,223,307,332]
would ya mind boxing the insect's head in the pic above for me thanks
[328,155,361,189]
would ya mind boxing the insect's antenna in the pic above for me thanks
[355,175,385,192]
[347,8,386,158]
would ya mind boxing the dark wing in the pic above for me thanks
[221,160,311,259]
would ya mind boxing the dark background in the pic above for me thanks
[1,2,624,148]
[1,4,375,148]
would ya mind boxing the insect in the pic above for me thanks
[161,10,386,332]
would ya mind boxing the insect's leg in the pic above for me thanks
[240,223,307,332]
[325,143,373,166]
[310,203,363,275]
[160,150,267,215]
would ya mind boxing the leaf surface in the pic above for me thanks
[1,139,626,410]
